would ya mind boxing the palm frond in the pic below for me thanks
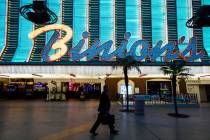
[179,73,194,77]
[160,61,192,79]
[112,56,141,74]
[112,65,119,70]
[160,66,173,75]
[135,66,141,73]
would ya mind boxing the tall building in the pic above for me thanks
[0,0,210,62]
[0,0,210,102]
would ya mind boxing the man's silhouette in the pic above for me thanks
[90,85,118,135]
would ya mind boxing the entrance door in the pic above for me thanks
[147,81,172,96]
[120,84,133,95]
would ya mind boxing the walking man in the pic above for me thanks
[90,85,118,135]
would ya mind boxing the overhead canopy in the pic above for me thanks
[0,65,210,79]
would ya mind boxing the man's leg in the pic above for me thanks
[108,123,115,131]
[108,123,118,134]
[90,118,101,134]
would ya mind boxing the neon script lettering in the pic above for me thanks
[29,24,72,61]
[29,24,204,62]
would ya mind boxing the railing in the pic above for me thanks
[145,93,198,105]
[119,93,199,106]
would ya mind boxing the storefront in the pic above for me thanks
[0,78,9,98]
[0,70,106,100]
[8,78,34,99]
[0,65,210,102]
[186,78,210,103]
[146,79,172,95]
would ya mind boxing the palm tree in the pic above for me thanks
[160,60,192,118]
[112,56,141,112]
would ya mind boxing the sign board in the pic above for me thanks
[29,24,204,62]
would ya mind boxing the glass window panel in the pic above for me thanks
[100,0,114,52]
[47,0,62,56]
[126,0,141,54]
[177,0,193,53]
[0,1,6,56]
[12,0,33,62]
[152,0,167,62]
[202,0,210,57]
[73,0,89,61]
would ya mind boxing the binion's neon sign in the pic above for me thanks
[29,24,204,62]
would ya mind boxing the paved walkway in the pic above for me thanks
[0,100,210,140]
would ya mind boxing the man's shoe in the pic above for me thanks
[90,131,98,136]
[110,130,119,134]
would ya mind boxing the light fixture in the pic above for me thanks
[200,75,210,77]
[139,74,147,77]
[20,0,58,25]
[0,74,10,78]
[70,74,76,77]
[186,5,210,28]
[32,74,43,77]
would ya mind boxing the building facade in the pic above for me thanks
[0,0,210,102]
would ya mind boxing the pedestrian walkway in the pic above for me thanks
[0,100,210,140]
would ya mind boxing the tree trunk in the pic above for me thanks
[123,66,129,111]
[172,74,178,115]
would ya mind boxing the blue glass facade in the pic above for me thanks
[152,0,167,46]
[0,0,209,63]
[152,0,167,61]
[73,0,88,61]
[100,0,115,51]
[177,0,193,52]
[202,0,210,57]
[47,0,62,56]
[12,0,33,62]
[126,0,141,55]
[0,0,6,55]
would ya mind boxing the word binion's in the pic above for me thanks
[29,24,204,62]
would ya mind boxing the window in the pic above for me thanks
[152,0,168,61]
[177,0,193,53]
[73,0,89,61]
[0,1,7,55]
[100,0,115,52]
[126,0,141,54]
[202,0,210,57]
[12,0,33,62]
[47,1,62,56]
